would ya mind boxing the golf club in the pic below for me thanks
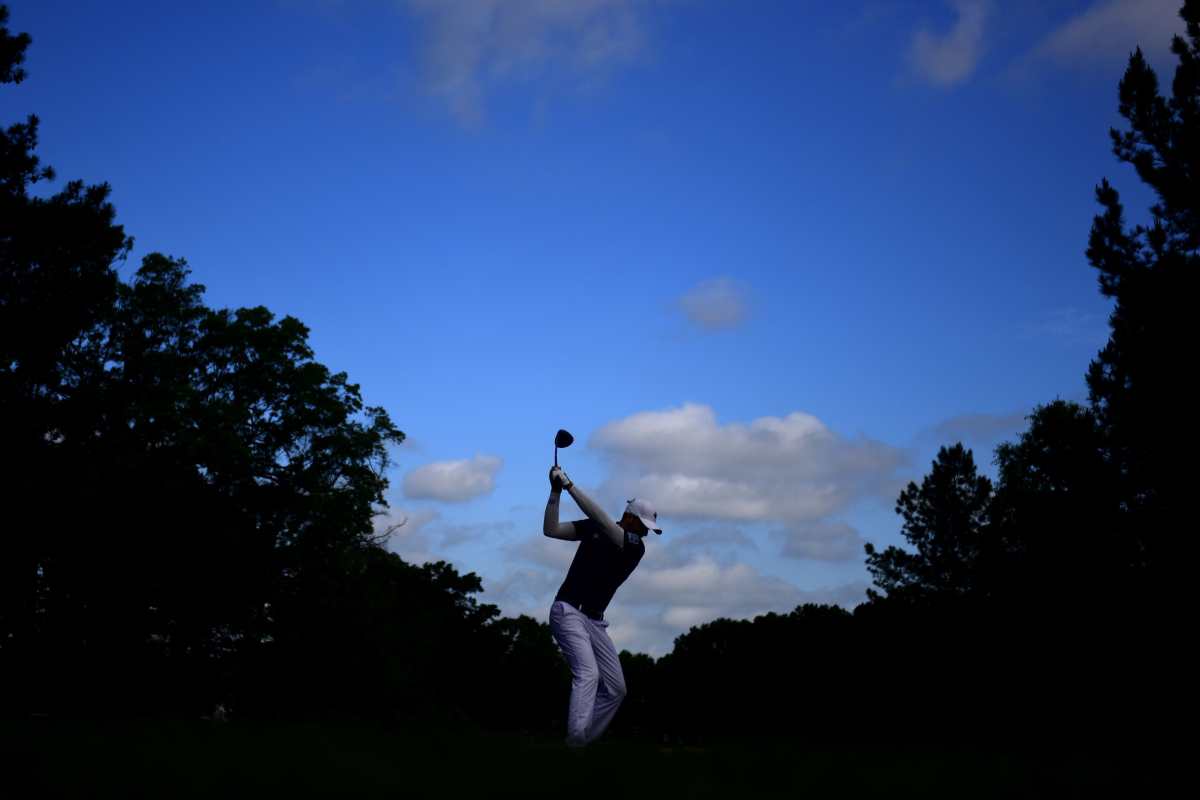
[554,429,574,467]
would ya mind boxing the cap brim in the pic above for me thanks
[639,516,662,535]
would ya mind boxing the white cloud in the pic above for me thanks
[678,277,750,331]
[481,565,565,609]
[668,524,759,554]
[481,532,870,656]
[404,0,647,126]
[627,556,788,604]
[908,0,990,87]
[375,507,441,564]
[402,454,503,502]
[438,520,514,548]
[928,410,1028,447]
[477,537,573,626]
[661,605,718,628]
[1030,0,1185,70]
[591,403,905,526]
[771,521,866,562]
[389,401,906,655]
[374,504,513,564]
[615,548,869,655]
[504,533,576,572]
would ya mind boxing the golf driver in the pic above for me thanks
[554,429,574,467]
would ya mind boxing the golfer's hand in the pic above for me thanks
[549,466,572,491]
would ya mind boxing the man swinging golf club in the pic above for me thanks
[543,429,662,749]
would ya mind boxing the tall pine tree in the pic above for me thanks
[1085,1,1198,602]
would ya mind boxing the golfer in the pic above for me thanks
[543,464,662,748]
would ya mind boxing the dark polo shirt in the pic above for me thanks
[554,519,645,620]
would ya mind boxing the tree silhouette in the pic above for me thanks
[2,3,132,669]
[851,6,1200,740]
[1085,0,1199,604]
[19,247,411,712]
[988,400,1126,612]
[0,6,30,85]
[863,444,993,604]
[0,7,575,729]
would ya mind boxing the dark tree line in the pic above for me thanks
[2,1,1193,746]
[640,1,1197,746]
[0,6,569,731]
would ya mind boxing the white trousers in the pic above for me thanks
[548,600,627,747]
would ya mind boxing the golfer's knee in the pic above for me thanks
[599,674,626,700]
[573,665,598,690]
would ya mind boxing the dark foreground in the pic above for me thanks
[4,717,1164,798]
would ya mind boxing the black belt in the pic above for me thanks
[557,595,604,621]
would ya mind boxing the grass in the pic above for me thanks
[4,716,1160,798]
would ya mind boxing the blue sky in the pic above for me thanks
[8,0,1184,654]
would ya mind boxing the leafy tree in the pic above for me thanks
[863,444,993,604]
[22,247,408,713]
[1,3,131,660]
[479,613,570,733]
[0,7,428,716]
[989,400,1126,611]
[650,605,868,743]
[0,6,577,734]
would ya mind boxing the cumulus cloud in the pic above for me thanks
[376,506,514,567]
[1030,0,1185,70]
[678,277,750,331]
[615,547,870,654]
[929,410,1028,448]
[477,536,572,625]
[604,583,869,656]
[374,507,441,564]
[404,0,647,125]
[438,520,514,548]
[907,0,990,87]
[482,565,565,610]
[403,454,503,502]
[668,524,759,555]
[624,555,794,606]
[591,403,905,526]
[504,533,577,572]
[482,531,870,656]
[770,521,866,562]
[401,402,906,655]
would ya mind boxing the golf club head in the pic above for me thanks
[554,429,574,468]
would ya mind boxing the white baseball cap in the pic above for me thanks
[625,497,662,534]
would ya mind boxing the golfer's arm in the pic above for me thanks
[543,490,579,540]
[566,483,625,549]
